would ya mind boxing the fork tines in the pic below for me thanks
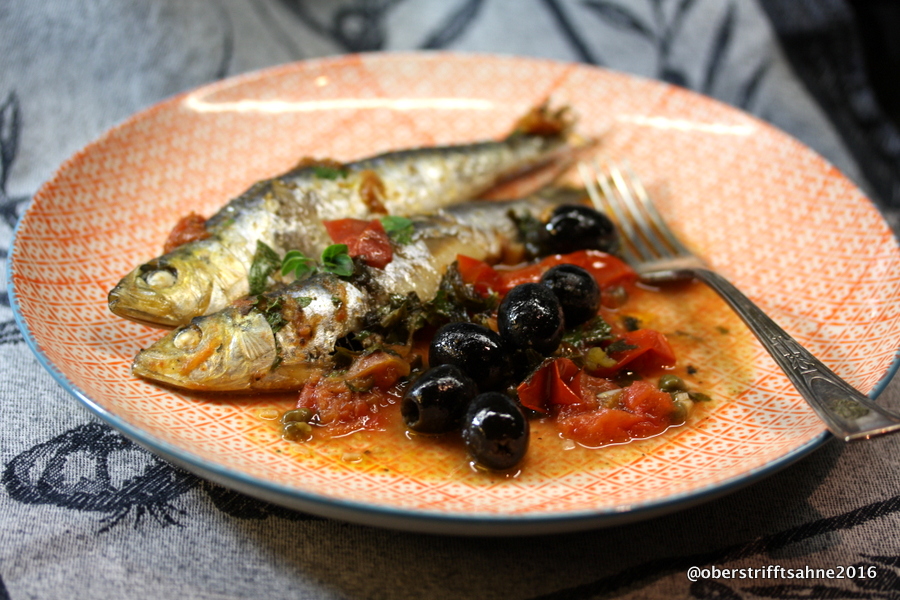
[578,160,691,265]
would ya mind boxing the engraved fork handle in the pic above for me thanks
[644,267,900,441]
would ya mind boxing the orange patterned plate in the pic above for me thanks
[9,53,900,535]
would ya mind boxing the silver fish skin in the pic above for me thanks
[109,110,574,329]
[132,190,583,392]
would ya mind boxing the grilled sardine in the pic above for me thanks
[110,106,576,329]
[132,190,585,392]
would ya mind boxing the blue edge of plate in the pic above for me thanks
[7,222,900,536]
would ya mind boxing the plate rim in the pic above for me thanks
[8,51,900,535]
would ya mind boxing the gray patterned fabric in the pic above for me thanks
[2,1,899,599]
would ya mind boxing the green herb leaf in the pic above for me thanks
[248,241,282,296]
[321,244,354,277]
[606,339,639,354]
[296,296,313,308]
[281,250,316,280]
[688,391,713,403]
[508,209,548,257]
[263,296,286,333]
[621,315,641,332]
[562,316,613,348]
[380,215,414,245]
[313,166,348,180]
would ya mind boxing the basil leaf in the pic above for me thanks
[281,249,316,279]
[380,215,414,245]
[321,244,354,277]
[248,241,282,296]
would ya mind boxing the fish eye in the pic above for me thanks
[142,267,177,289]
[173,325,202,350]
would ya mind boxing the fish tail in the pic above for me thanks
[509,102,575,139]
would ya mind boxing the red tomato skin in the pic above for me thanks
[517,364,551,413]
[517,358,619,413]
[497,251,637,294]
[589,329,677,378]
[457,250,637,298]
[324,218,370,242]
[555,380,676,447]
[324,218,393,268]
[455,255,502,296]
[557,409,646,447]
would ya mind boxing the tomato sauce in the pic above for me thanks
[247,253,755,480]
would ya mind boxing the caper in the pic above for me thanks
[670,398,691,424]
[282,421,313,442]
[281,407,314,424]
[658,374,687,392]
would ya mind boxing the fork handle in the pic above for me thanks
[675,268,900,441]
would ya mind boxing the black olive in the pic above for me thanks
[429,322,511,391]
[539,264,600,326]
[498,283,564,356]
[401,364,478,434]
[545,205,618,255]
[462,392,529,471]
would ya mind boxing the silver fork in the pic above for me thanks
[579,160,900,442]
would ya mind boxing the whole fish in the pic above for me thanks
[132,190,585,392]
[109,105,576,329]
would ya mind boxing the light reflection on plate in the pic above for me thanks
[9,53,900,535]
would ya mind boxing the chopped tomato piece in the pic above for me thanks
[549,358,583,405]
[455,255,502,296]
[498,250,636,293]
[556,380,676,446]
[518,358,578,413]
[163,212,210,253]
[517,361,551,413]
[457,250,637,298]
[517,357,618,413]
[621,380,677,423]
[590,329,676,377]
[557,408,646,446]
[324,218,393,268]
[324,217,369,241]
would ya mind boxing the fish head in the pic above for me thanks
[108,240,246,328]
[132,308,277,392]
